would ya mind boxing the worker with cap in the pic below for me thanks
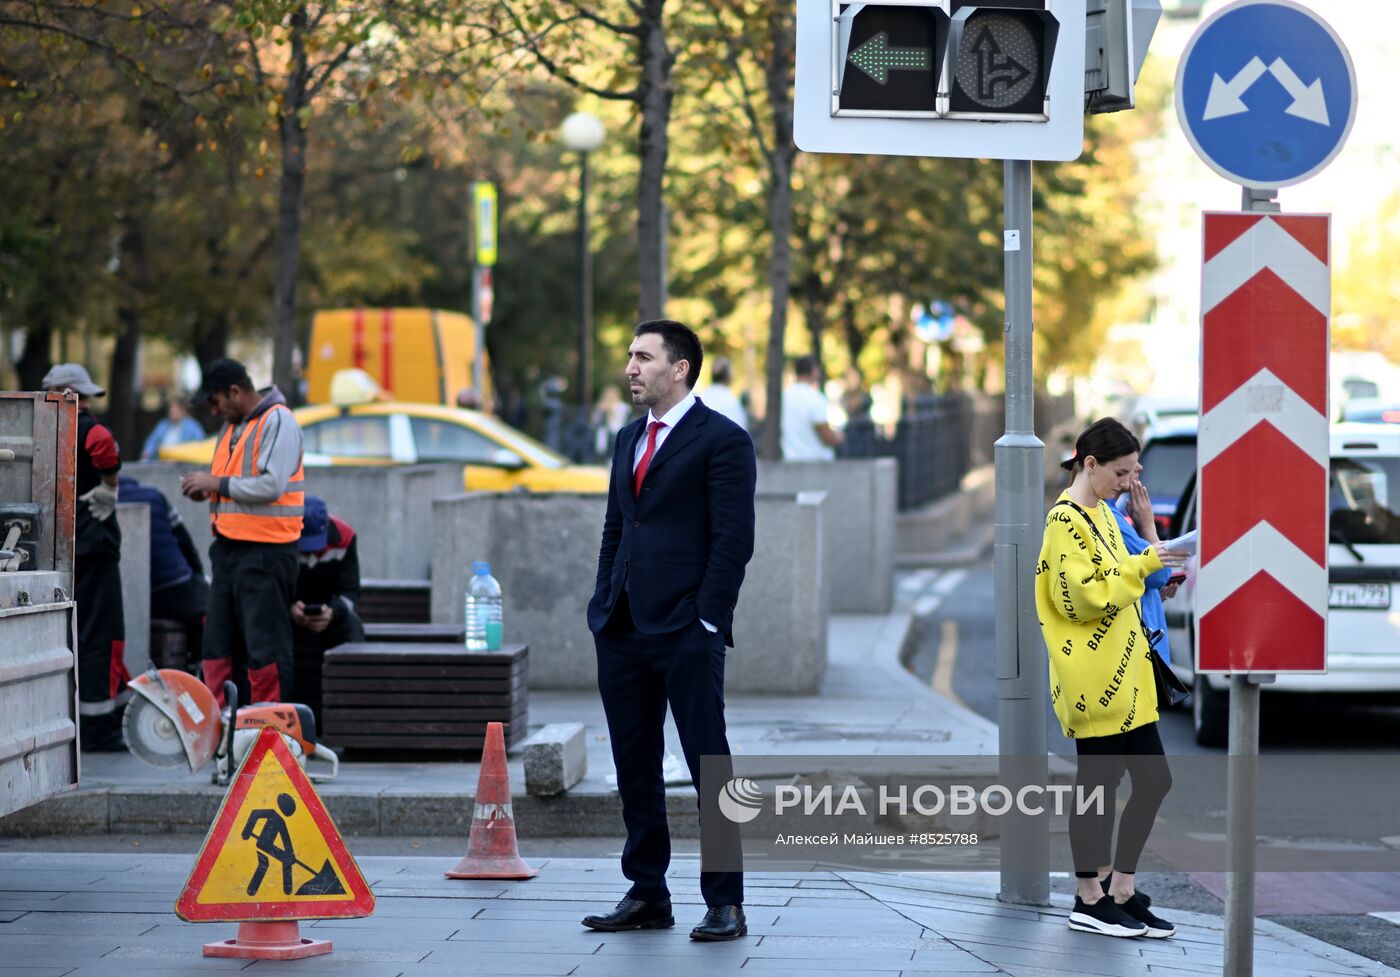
[180,358,305,706]
[291,496,365,727]
[42,364,128,751]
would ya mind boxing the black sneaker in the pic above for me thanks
[1101,875,1151,907]
[1068,896,1147,938]
[1116,893,1176,938]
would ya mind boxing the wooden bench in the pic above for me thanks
[356,578,432,625]
[362,622,466,644]
[321,642,528,753]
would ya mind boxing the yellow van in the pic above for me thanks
[305,308,492,408]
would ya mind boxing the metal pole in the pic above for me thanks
[1222,182,1277,977]
[1224,675,1259,977]
[471,264,486,398]
[577,152,593,409]
[996,158,1049,906]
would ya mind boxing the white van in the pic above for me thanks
[1165,423,1400,745]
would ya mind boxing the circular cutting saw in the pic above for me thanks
[123,668,338,783]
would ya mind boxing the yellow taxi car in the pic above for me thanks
[159,399,609,494]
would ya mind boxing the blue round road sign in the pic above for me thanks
[1176,0,1356,189]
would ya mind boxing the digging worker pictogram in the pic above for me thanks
[242,793,299,897]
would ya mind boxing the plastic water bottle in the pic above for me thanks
[464,561,503,651]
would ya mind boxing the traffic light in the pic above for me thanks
[947,3,1062,120]
[833,1,1065,121]
[1084,0,1161,113]
[796,0,1088,160]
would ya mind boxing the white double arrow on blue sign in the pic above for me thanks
[1202,56,1328,125]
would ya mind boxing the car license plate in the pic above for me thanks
[1328,583,1391,609]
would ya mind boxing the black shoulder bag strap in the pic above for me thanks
[1051,499,1191,707]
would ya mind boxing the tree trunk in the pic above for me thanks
[758,6,796,461]
[635,0,673,322]
[802,274,828,374]
[108,212,150,459]
[15,322,53,391]
[193,312,232,372]
[270,11,311,400]
[842,296,864,367]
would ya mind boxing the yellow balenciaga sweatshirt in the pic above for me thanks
[1035,492,1164,740]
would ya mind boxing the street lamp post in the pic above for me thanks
[560,111,606,411]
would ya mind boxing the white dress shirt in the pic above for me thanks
[632,391,697,470]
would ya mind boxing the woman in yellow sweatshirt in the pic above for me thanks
[1036,418,1188,940]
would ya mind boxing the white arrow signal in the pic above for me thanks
[1201,55,1330,126]
[1268,58,1329,126]
[1202,56,1266,120]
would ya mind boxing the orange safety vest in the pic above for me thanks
[209,405,305,544]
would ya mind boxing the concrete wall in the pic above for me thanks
[122,462,463,580]
[114,503,150,677]
[431,491,830,694]
[756,458,895,613]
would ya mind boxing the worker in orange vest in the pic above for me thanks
[181,358,305,707]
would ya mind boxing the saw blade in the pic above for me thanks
[123,695,189,768]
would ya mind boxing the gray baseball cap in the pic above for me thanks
[41,363,105,396]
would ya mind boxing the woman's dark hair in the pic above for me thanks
[1061,417,1141,472]
[635,319,703,389]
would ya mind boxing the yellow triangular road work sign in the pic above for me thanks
[176,726,374,921]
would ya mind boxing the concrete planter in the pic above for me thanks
[115,502,150,677]
[122,461,463,581]
[431,490,829,694]
[757,458,895,613]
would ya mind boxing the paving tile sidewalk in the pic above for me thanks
[3,600,1001,837]
[2,853,1396,977]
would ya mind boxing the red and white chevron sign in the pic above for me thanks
[1196,212,1330,674]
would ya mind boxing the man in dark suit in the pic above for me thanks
[583,320,756,942]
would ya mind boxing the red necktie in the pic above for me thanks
[633,420,666,496]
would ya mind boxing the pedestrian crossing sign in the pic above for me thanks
[176,726,375,921]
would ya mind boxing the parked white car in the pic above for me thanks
[1165,423,1400,745]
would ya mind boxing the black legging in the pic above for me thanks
[1070,722,1172,877]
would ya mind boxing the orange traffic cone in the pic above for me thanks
[203,921,332,959]
[445,721,538,880]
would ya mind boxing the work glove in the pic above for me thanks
[80,482,119,521]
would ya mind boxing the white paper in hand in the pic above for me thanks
[1161,529,1198,555]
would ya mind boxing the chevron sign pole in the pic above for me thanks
[1196,212,1330,674]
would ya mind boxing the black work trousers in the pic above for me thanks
[75,552,127,710]
[203,537,298,704]
[593,596,743,908]
[1070,721,1173,877]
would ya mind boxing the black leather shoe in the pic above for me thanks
[690,905,747,941]
[581,897,674,932]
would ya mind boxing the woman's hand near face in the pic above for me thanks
[1128,480,1159,543]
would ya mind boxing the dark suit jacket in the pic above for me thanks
[587,399,757,646]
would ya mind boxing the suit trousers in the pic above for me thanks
[594,596,743,908]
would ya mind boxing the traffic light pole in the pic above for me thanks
[996,158,1049,906]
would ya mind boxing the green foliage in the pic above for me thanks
[1335,191,1400,363]
[1,0,1161,406]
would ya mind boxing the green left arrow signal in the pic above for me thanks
[847,31,931,86]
